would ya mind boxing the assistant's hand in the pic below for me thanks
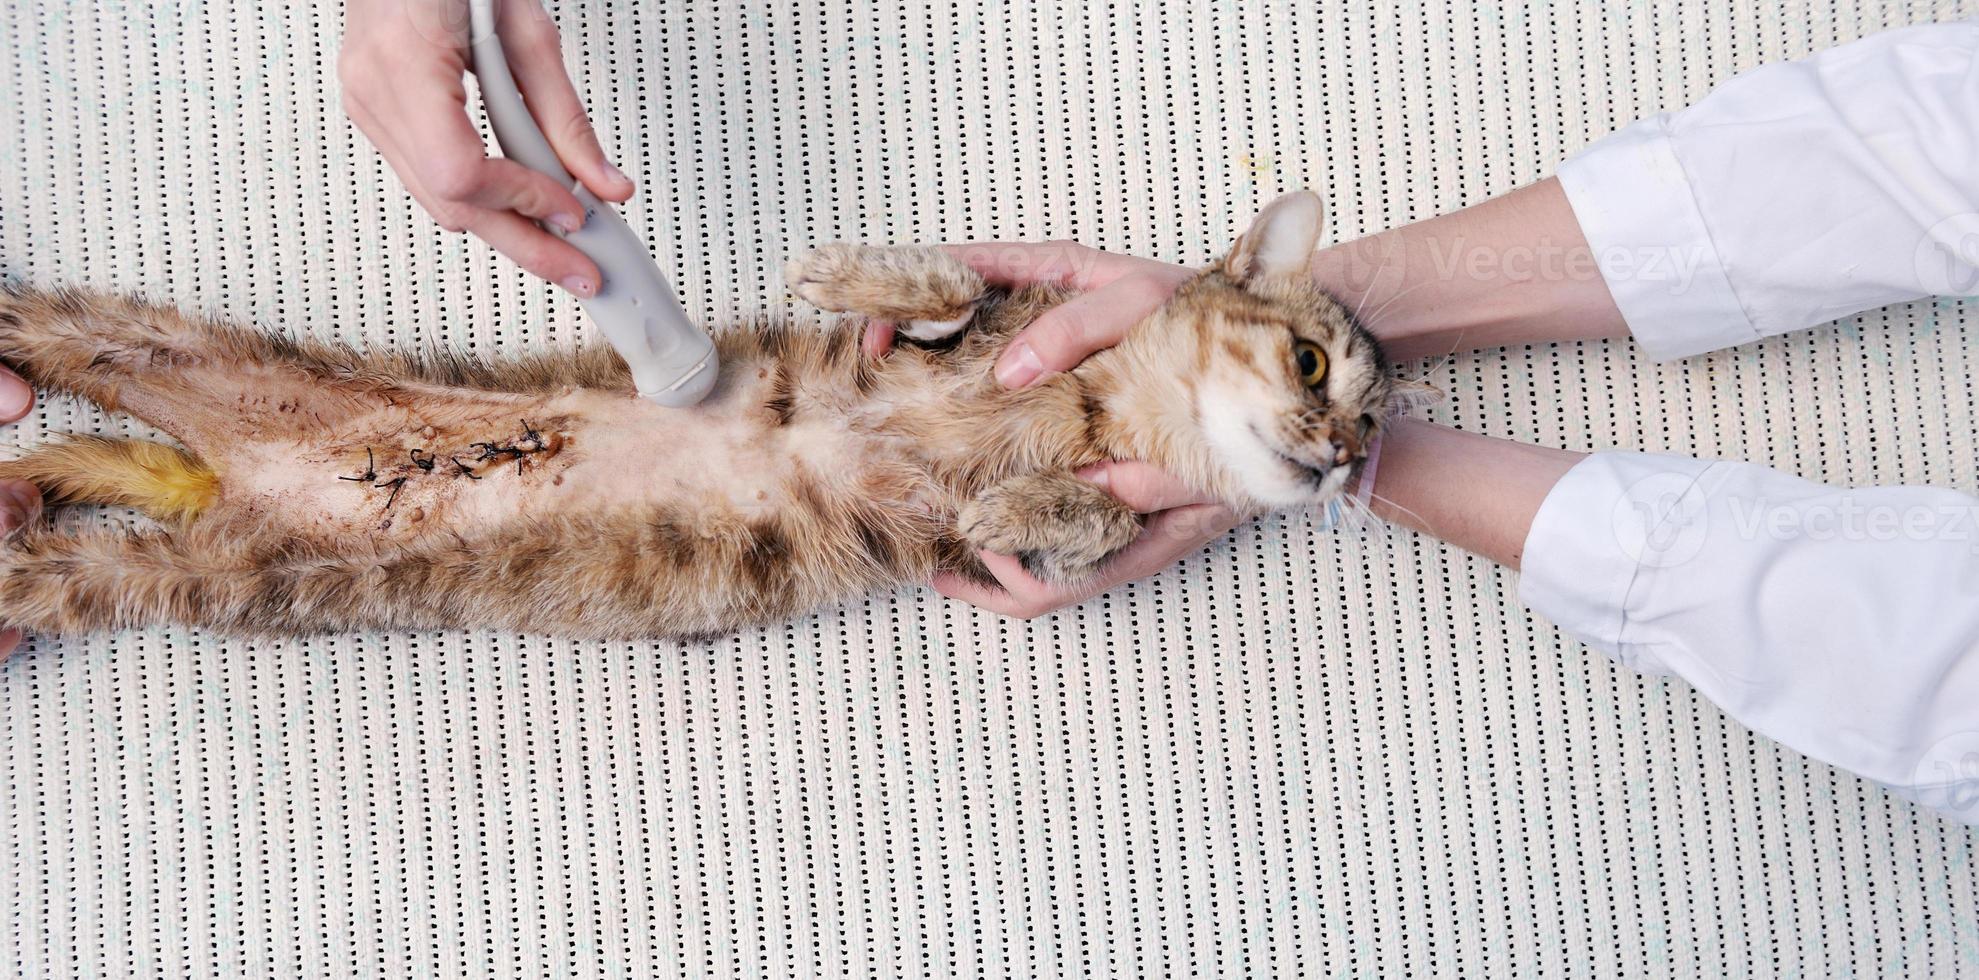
[863,240,1194,383]
[933,461,1239,618]
[0,478,40,658]
[862,242,1232,617]
[0,371,41,657]
[338,0,635,295]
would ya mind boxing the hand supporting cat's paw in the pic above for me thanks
[956,472,1143,584]
[784,243,984,342]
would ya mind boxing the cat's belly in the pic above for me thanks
[210,374,903,545]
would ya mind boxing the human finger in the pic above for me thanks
[0,480,40,659]
[931,502,1238,618]
[498,0,635,203]
[465,207,602,296]
[939,240,1155,291]
[992,269,1187,386]
[0,367,35,422]
[1076,460,1221,513]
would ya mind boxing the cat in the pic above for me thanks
[0,191,1427,640]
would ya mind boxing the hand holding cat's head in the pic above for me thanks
[1143,191,1437,510]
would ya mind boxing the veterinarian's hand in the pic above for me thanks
[861,242,1193,382]
[859,243,1218,615]
[339,0,634,296]
[0,478,42,657]
[0,369,30,428]
[0,367,36,655]
[932,461,1240,618]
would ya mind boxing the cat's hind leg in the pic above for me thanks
[0,526,259,636]
[0,285,377,451]
[784,244,987,342]
[0,522,445,638]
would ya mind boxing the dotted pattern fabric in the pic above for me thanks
[4,1,1979,977]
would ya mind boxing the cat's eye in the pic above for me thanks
[1294,341,1328,387]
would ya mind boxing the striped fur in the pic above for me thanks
[0,195,1411,638]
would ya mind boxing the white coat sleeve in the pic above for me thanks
[1524,23,1979,824]
[1520,454,1979,822]
[1555,21,1979,362]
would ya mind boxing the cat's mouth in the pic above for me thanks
[1246,422,1358,488]
[1275,449,1354,488]
[1255,437,1356,500]
[1210,412,1362,509]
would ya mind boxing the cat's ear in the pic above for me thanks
[1384,377,1444,417]
[1226,191,1324,284]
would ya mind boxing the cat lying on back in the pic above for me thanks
[0,192,1425,639]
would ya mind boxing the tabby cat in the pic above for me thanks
[0,192,1423,639]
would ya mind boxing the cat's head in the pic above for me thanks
[1142,191,1435,510]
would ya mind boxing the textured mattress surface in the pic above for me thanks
[4,1,1979,977]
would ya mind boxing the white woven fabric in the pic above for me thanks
[4,1,1979,976]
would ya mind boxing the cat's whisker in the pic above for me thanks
[1347,256,1392,324]
[1362,489,1431,533]
[1356,280,1437,332]
[1353,495,1399,537]
[1340,489,1376,527]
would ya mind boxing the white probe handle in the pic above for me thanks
[467,0,718,406]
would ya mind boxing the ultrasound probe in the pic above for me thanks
[466,0,718,406]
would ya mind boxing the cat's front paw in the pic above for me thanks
[956,473,1142,584]
[783,243,868,312]
[784,243,983,340]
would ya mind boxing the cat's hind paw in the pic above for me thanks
[956,473,1142,584]
[784,243,984,341]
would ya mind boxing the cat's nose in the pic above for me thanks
[1327,426,1363,466]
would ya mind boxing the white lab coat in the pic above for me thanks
[1532,21,1979,823]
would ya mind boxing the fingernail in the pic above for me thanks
[1076,464,1109,491]
[548,211,581,234]
[0,377,32,420]
[995,343,1044,388]
[561,276,596,298]
[604,163,631,188]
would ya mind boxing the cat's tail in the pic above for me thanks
[0,435,218,523]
